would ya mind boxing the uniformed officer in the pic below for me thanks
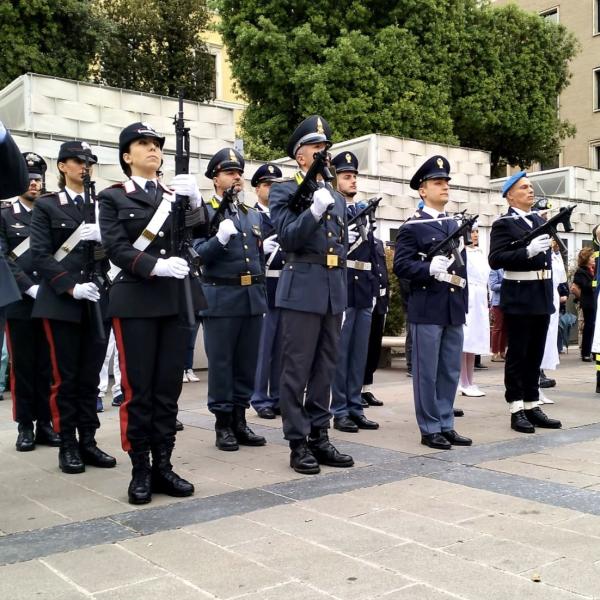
[99,122,206,504]
[30,141,116,473]
[193,148,267,452]
[393,156,472,449]
[488,171,562,433]
[269,115,354,474]
[1,153,60,451]
[330,151,379,432]
[250,163,284,419]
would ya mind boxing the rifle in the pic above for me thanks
[82,157,106,343]
[208,185,238,236]
[348,196,382,242]
[424,212,479,268]
[171,90,198,327]
[288,149,335,213]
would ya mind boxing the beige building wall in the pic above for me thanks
[494,0,600,169]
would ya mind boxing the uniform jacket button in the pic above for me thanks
[129,213,134,217]
[158,231,164,237]
[160,249,166,255]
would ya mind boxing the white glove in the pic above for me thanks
[25,285,39,299]
[80,223,101,242]
[526,234,551,258]
[169,174,203,209]
[151,257,189,279]
[263,234,278,254]
[0,120,6,142]
[310,188,334,219]
[73,282,100,302]
[347,225,360,244]
[216,219,238,246]
[429,255,451,277]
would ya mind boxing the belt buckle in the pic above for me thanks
[142,229,155,241]
[537,270,545,280]
[240,274,252,286]
[61,245,71,253]
[327,254,339,267]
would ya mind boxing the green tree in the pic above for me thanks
[0,0,102,89]
[93,0,214,102]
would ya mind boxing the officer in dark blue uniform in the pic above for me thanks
[250,163,284,419]
[193,148,268,452]
[330,151,379,432]
[269,115,354,474]
[1,153,60,452]
[393,156,472,449]
[489,171,562,433]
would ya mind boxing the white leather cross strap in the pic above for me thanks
[266,269,281,278]
[53,223,85,261]
[504,269,552,281]
[436,273,466,288]
[346,259,372,271]
[9,237,30,260]
[107,196,173,283]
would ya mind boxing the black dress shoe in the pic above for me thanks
[525,406,562,429]
[539,370,556,389]
[16,423,35,452]
[128,451,152,505]
[582,356,593,362]
[474,359,488,370]
[272,406,281,416]
[453,408,464,417]
[511,410,535,433]
[175,419,184,431]
[214,412,239,451]
[35,421,61,447]
[350,414,379,430]
[151,445,194,497]
[308,429,354,467]
[59,437,85,474]
[289,440,320,474]
[333,416,359,433]
[421,432,451,450]
[361,392,384,407]
[232,407,266,446]
[442,430,472,446]
[79,429,117,468]
[111,393,124,407]
[256,407,276,419]
[361,397,369,408]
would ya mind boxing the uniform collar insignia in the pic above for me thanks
[124,180,136,194]
[58,191,69,205]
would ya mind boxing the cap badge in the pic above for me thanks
[316,117,324,135]
[81,142,91,151]
[141,122,154,131]
[436,158,444,169]
[25,153,37,162]
[229,149,237,162]
[345,153,352,163]
[268,165,274,173]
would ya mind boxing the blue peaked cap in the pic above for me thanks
[502,170,527,197]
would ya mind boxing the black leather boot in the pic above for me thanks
[128,451,152,505]
[16,422,35,452]
[596,372,600,394]
[78,428,117,468]
[525,406,562,429]
[151,444,194,497]
[232,406,266,446]
[35,421,61,447]
[214,411,239,451]
[308,428,354,468]
[59,432,85,474]
[289,439,320,474]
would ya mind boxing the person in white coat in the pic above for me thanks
[459,226,491,397]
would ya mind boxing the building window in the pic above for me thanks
[595,0,600,35]
[592,142,600,169]
[595,68,600,110]
[540,7,559,23]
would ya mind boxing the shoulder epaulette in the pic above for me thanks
[108,182,126,189]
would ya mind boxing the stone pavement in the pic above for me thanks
[1,352,600,599]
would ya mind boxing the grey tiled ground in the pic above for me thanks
[2,352,600,598]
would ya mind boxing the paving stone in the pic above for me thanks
[230,581,336,600]
[557,514,600,537]
[523,557,600,597]
[298,491,382,518]
[381,584,464,599]
[94,575,211,599]
[184,515,274,547]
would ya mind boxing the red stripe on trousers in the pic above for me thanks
[42,319,62,432]
[112,317,133,452]
[5,322,17,422]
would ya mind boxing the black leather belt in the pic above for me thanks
[286,253,345,268]
[202,274,265,286]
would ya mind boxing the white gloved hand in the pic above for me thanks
[0,120,6,141]
[216,219,238,246]
[526,234,551,258]
[169,174,203,209]
[80,223,101,242]
[151,257,190,279]
[310,188,334,219]
[262,234,278,254]
[429,255,452,277]
[73,282,100,302]
[25,285,39,299]
[347,225,360,244]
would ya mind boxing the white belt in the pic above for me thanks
[347,259,372,271]
[266,269,281,278]
[54,223,85,262]
[436,273,466,288]
[107,197,173,283]
[9,237,30,260]
[504,269,552,281]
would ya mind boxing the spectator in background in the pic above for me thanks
[98,329,123,410]
[489,268,507,362]
[572,247,596,362]
[182,319,201,383]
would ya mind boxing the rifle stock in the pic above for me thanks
[425,212,479,268]
[288,150,334,213]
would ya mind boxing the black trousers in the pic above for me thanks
[113,315,188,452]
[43,313,108,434]
[363,310,385,386]
[5,318,51,424]
[279,309,342,440]
[581,305,596,358]
[504,313,550,404]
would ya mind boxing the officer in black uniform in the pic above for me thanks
[99,122,207,504]
[330,151,379,432]
[1,153,60,451]
[250,163,284,419]
[488,171,562,433]
[30,141,116,473]
[193,148,267,451]
[269,115,354,474]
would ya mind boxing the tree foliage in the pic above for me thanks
[93,0,215,102]
[0,0,101,89]
[217,0,578,167]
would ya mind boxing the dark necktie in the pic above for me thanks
[438,213,448,233]
[348,204,356,218]
[73,195,83,211]
[145,180,157,202]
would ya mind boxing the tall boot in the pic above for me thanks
[151,444,194,497]
[128,451,152,504]
[308,427,354,468]
[16,422,35,452]
[214,411,239,451]
[59,431,85,474]
[232,406,266,446]
[78,427,117,468]
[35,421,61,447]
